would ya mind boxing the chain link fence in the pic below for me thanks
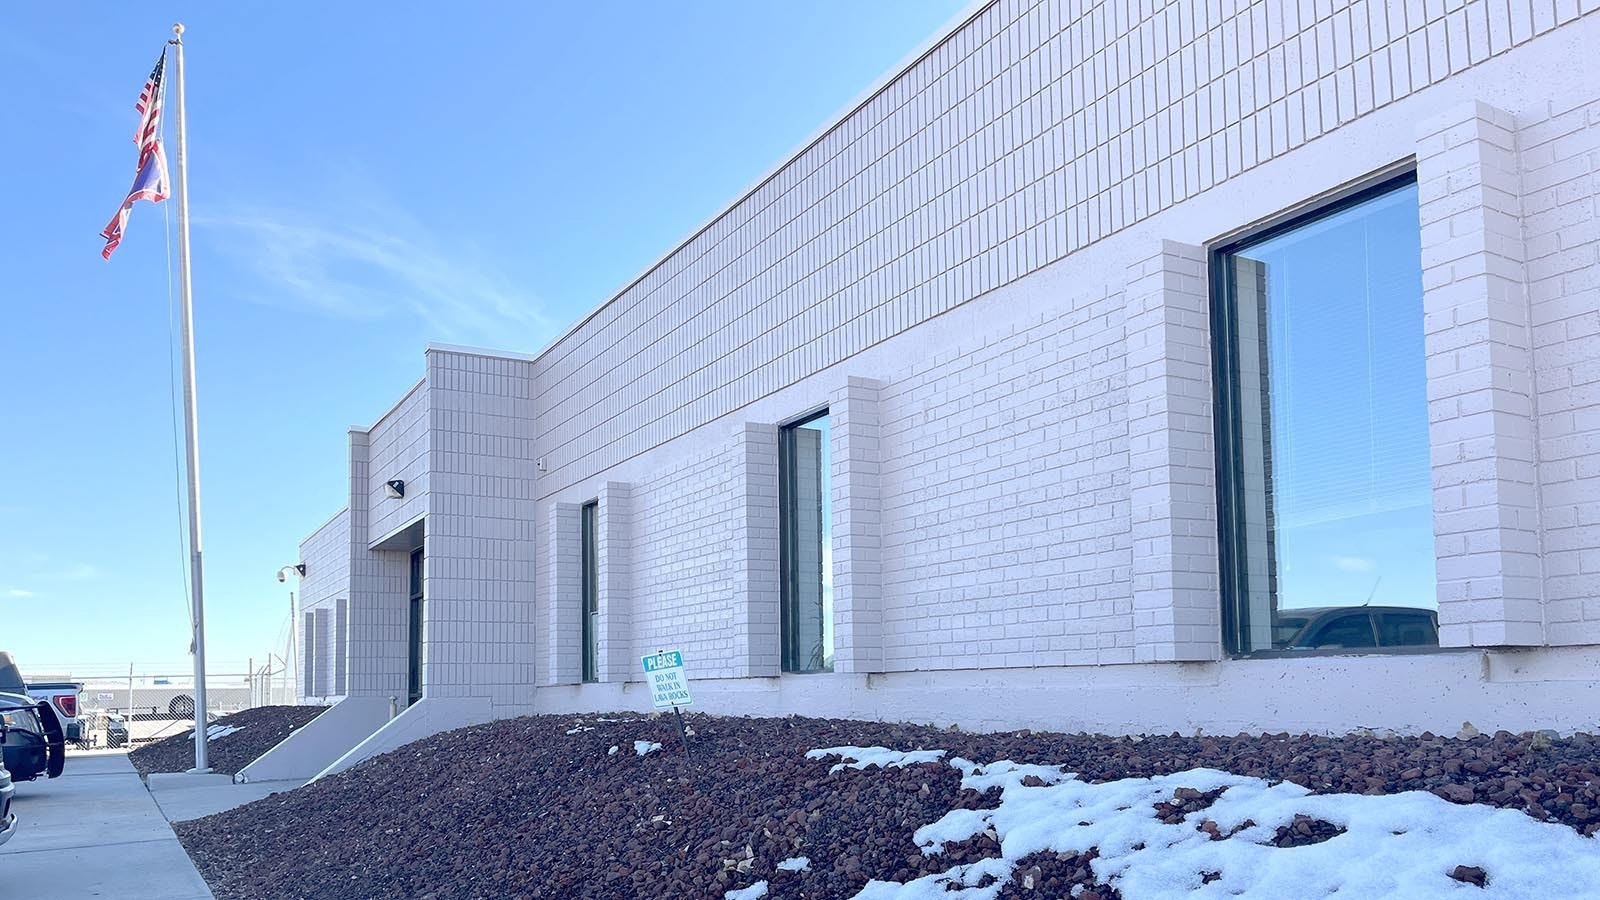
[31,660,297,750]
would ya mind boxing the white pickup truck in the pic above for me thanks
[25,681,83,745]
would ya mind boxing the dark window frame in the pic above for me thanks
[1210,166,1442,659]
[408,547,424,704]
[779,408,832,674]
[580,500,600,684]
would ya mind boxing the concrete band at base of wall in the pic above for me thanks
[534,646,1600,737]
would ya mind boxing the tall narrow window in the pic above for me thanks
[408,547,424,704]
[581,500,599,684]
[780,411,833,672]
[1213,173,1437,654]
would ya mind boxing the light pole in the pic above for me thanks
[277,565,304,704]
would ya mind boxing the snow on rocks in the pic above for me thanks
[635,740,663,756]
[129,705,327,777]
[565,726,594,734]
[837,751,1600,899]
[723,881,767,900]
[177,714,1600,900]
[608,745,619,756]
[807,745,947,774]
[776,856,811,872]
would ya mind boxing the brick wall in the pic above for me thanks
[1525,94,1600,644]
[423,349,539,711]
[533,0,1600,503]
[624,448,744,679]
[295,508,349,702]
[365,380,428,543]
[875,289,1135,670]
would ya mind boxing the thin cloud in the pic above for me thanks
[4,589,37,599]
[196,205,554,345]
[1332,556,1376,574]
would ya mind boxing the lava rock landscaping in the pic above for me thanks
[130,704,328,777]
[175,714,1600,899]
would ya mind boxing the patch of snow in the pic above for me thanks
[806,746,946,775]
[776,856,811,872]
[724,882,768,900]
[608,745,619,756]
[635,740,662,756]
[565,726,594,735]
[949,758,1074,792]
[841,757,1600,899]
[205,724,241,740]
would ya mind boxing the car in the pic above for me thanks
[0,654,64,781]
[25,681,83,745]
[0,692,64,781]
[0,750,15,848]
[1275,606,1439,650]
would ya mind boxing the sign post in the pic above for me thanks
[642,649,694,776]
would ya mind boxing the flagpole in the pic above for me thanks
[170,21,210,774]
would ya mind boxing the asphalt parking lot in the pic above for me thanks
[3,751,212,899]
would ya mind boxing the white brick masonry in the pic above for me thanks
[596,482,634,683]
[295,6,1600,736]
[603,450,739,682]
[295,508,348,703]
[422,349,538,709]
[1523,94,1600,645]
[1417,101,1544,648]
[545,502,581,685]
[1125,241,1219,662]
[729,424,782,678]
[831,378,885,673]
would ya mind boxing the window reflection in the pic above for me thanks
[1217,176,1437,652]
[780,412,833,672]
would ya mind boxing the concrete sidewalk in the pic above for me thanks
[147,771,302,822]
[1,752,212,899]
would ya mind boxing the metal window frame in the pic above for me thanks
[1209,166,1437,658]
[778,408,831,674]
[580,500,600,684]
[407,547,424,704]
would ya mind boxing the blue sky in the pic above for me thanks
[0,2,967,677]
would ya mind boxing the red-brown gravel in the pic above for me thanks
[130,705,328,777]
[174,713,1600,899]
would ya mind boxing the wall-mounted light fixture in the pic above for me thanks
[385,479,406,499]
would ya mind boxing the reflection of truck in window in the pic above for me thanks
[1275,607,1439,650]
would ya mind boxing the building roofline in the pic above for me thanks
[425,342,540,363]
[350,376,427,434]
[301,506,351,547]
[524,0,998,367]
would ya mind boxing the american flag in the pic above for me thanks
[101,50,169,260]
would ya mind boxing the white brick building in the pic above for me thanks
[246,0,1600,781]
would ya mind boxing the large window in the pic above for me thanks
[780,411,833,672]
[1212,173,1437,654]
[581,500,599,684]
